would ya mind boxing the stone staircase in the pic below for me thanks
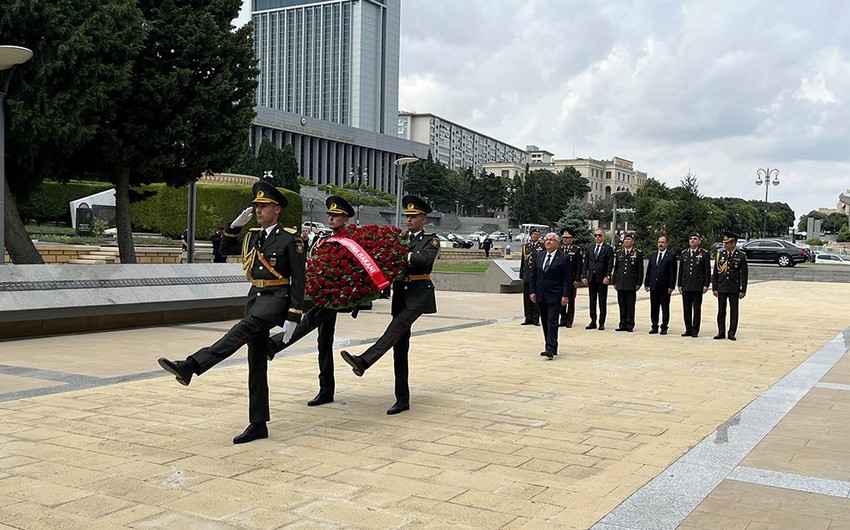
[68,246,121,264]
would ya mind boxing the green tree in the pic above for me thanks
[404,154,453,211]
[558,166,591,201]
[475,170,505,214]
[253,140,301,192]
[555,198,592,247]
[2,0,145,263]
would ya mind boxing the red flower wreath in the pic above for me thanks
[305,224,409,309]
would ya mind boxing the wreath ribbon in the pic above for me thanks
[327,236,390,290]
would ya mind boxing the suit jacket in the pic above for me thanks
[529,250,573,304]
[712,248,748,294]
[393,231,440,315]
[678,247,711,292]
[582,242,614,284]
[221,222,306,323]
[612,247,644,291]
[644,250,677,291]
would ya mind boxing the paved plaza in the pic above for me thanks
[1,280,849,529]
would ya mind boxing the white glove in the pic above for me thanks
[281,321,296,344]
[230,206,254,228]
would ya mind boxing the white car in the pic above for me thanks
[814,253,850,265]
[302,221,330,235]
[488,231,509,241]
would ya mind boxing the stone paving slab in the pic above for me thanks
[0,281,848,529]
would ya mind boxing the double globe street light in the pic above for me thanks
[755,167,780,238]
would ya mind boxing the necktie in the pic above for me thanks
[657,252,662,266]
[257,229,267,248]
[543,254,552,271]
[595,245,600,257]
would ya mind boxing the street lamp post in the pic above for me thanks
[755,168,780,238]
[0,45,33,265]
[350,165,367,225]
[393,157,418,228]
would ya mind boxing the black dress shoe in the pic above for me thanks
[565,323,572,328]
[585,323,597,330]
[713,334,725,340]
[660,329,667,335]
[728,335,736,341]
[533,321,540,326]
[546,351,554,359]
[648,328,658,334]
[691,333,699,338]
[340,350,366,377]
[539,351,548,356]
[615,327,626,332]
[626,329,634,332]
[598,325,605,331]
[681,332,691,337]
[232,423,268,444]
[158,358,194,386]
[307,394,334,407]
[386,402,410,415]
[520,320,534,326]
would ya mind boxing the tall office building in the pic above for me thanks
[251,0,426,192]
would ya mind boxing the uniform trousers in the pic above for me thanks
[617,290,637,330]
[649,288,672,330]
[587,282,609,325]
[522,282,540,323]
[273,306,337,396]
[716,292,740,336]
[360,307,423,403]
[681,291,704,334]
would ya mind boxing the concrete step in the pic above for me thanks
[68,258,109,264]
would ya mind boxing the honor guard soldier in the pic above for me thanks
[612,233,643,332]
[520,228,544,325]
[558,228,584,327]
[158,181,305,444]
[340,195,439,415]
[265,196,357,407]
[677,232,711,337]
[712,232,748,341]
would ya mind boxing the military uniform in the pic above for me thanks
[612,240,643,332]
[341,196,439,414]
[520,234,544,325]
[712,235,748,340]
[158,181,305,443]
[558,230,583,327]
[678,241,711,337]
[266,196,357,406]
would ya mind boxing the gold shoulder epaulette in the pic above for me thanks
[283,227,297,234]
[248,227,262,232]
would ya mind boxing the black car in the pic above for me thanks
[740,239,809,267]
[442,232,475,249]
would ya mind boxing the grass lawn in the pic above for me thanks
[432,262,490,274]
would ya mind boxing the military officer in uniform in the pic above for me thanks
[520,228,544,325]
[712,232,748,341]
[558,228,583,328]
[612,233,643,332]
[265,196,356,407]
[340,195,439,415]
[677,232,711,338]
[157,181,305,444]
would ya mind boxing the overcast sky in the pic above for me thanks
[238,0,850,221]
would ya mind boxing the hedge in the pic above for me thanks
[18,180,302,239]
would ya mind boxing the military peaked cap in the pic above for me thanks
[402,195,432,215]
[326,195,355,217]
[251,181,287,207]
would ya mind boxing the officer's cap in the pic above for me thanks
[623,232,635,240]
[530,227,540,234]
[722,231,738,243]
[402,195,432,216]
[561,228,573,238]
[326,195,355,217]
[689,232,702,240]
[251,181,287,207]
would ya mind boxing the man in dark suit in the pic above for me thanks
[265,196,356,407]
[530,232,573,359]
[582,228,614,330]
[157,181,305,444]
[558,228,583,328]
[340,195,439,415]
[644,235,677,335]
[612,233,643,332]
[712,232,748,341]
[519,228,543,325]
[678,232,711,338]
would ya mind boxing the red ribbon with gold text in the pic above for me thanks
[327,236,390,290]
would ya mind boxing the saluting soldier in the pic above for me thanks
[519,228,544,325]
[712,232,748,341]
[677,232,711,338]
[612,233,643,332]
[340,195,439,415]
[558,228,583,328]
[265,196,357,407]
[158,181,305,444]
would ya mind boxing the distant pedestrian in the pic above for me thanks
[211,226,227,263]
[482,237,493,258]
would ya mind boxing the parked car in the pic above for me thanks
[434,234,454,249]
[740,239,809,267]
[489,231,509,242]
[814,253,850,265]
[302,221,330,236]
[443,232,474,248]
